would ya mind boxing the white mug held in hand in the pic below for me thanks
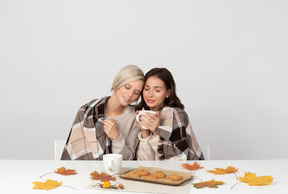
[103,154,122,175]
[136,110,156,129]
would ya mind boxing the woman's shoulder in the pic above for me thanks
[77,97,108,112]
[162,106,186,114]
[81,96,108,106]
[162,107,189,121]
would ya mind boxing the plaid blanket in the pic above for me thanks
[61,97,111,160]
[157,107,204,160]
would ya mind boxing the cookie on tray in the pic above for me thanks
[136,169,150,176]
[128,172,141,178]
[167,174,182,181]
[153,171,166,178]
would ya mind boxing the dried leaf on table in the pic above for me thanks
[193,179,224,189]
[207,166,239,174]
[33,179,62,191]
[55,167,77,175]
[40,166,78,178]
[182,162,204,170]
[239,172,273,186]
[90,171,116,182]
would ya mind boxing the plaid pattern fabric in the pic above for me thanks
[61,97,111,160]
[157,107,204,160]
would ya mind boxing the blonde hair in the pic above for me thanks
[111,65,144,91]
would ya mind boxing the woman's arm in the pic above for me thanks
[136,133,157,160]
[111,120,140,160]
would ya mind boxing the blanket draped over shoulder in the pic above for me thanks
[61,97,111,160]
[157,107,204,160]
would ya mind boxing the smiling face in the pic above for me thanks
[143,76,171,111]
[115,79,143,106]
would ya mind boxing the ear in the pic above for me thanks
[166,89,171,98]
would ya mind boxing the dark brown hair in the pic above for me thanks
[136,68,184,110]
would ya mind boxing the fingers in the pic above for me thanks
[103,118,117,127]
[103,118,120,140]
[141,112,158,121]
[135,109,160,135]
[136,121,142,129]
[156,111,160,117]
[140,115,159,133]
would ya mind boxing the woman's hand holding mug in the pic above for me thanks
[136,109,160,137]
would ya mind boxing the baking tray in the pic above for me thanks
[119,166,193,186]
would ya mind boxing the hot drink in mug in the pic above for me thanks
[136,110,156,129]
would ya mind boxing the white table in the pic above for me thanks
[0,159,287,194]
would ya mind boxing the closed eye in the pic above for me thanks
[125,84,131,89]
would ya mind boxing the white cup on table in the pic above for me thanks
[103,154,122,175]
[136,110,156,129]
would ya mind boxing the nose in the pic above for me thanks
[128,90,133,97]
[148,90,153,97]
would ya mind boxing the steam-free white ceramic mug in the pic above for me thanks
[103,154,122,175]
[136,110,156,129]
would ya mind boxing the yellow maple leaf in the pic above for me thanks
[207,166,239,175]
[33,179,62,190]
[239,172,273,186]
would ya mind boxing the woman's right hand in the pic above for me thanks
[103,118,120,140]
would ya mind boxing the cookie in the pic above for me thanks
[168,174,182,181]
[153,171,166,178]
[136,169,150,176]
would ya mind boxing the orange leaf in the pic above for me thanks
[239,172,273,186]
[207,166,239,175]
[182,162,204,170]
[54,167,77,175]
[193,179,224,189]
[90,171,116,182]
[33,179,62,191]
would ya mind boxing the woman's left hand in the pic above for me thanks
[103,118,120,140]
[140,111,160,136]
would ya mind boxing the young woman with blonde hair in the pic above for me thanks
[61,65,144,160]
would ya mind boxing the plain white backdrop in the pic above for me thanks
[1,0,287,160]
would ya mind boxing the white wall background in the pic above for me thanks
[1,0,287,160]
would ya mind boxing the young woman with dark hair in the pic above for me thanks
[136,68,204,160]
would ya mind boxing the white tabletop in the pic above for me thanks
[0,159,287,194]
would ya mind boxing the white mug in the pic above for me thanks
[136,110,156,129]
[103,154,122,175]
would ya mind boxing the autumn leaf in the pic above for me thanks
[239,172,273,186]
[90,171,116,182]
[33,179,62,191]
[40,166,78,178]
[193,179,224,189]
[207,166,239,175]
[55,167,77,175]
[182,162,204,170]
